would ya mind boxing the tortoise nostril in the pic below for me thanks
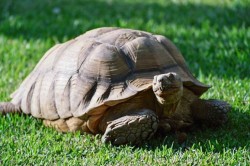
[168,73,176,82]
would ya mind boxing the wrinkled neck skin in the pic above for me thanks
[155,90,183,118]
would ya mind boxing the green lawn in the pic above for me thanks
[0,0,249,165]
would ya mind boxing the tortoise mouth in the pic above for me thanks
[153,86,181,97]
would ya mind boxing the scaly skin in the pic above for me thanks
[101,109,159,145]
[191,99,231,127]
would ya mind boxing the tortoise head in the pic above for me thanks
[153,72,183,106]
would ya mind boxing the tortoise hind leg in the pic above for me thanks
[43,117,91,133]
[0,102,21,115]
[191,99,231,127]
[101,109,159,145]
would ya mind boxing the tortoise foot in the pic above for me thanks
[191,99,231,127]
[101,109,159,145]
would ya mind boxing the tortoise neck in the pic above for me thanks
[155,97,181,118]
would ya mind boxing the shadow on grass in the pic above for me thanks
[142,109,250,153]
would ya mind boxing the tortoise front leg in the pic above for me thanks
[101,109,159,145]
[191,99,231,127]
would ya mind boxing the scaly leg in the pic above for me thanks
[101,109,159,145]
[191,99,231,127]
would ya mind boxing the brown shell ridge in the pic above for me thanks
[78,42,131,83]
[76,40,102,72]
[70,74,98,117]
[30,73,44,118]
[56,40,76,60]
[82,81,150,119]
[54,73,72,119]
[82,27,120,39]
[21,79,36,114]
[99,84,112,102]
[52,39,81,73]
[82,81,98,108]
[34,44,62,72]
[10,44,61,101]
[18,73,41,114]
[71,76,143,118]
[40,72,59,120]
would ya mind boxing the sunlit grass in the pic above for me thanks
[0,0,249,165]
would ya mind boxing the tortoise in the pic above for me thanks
[0,27,231,145]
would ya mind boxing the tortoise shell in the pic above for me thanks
[10,27,210,121]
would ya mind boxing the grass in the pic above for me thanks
[0,0,249,165]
